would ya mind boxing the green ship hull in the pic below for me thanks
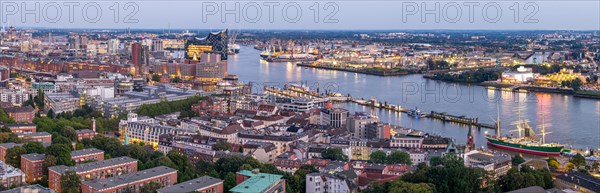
[486,137,563,156]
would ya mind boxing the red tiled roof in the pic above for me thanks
[253,115,285,122]
[221,124,245,134]
[358,173,400,186]
[257,104,276,112]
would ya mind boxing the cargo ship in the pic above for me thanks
[486,108,564,156]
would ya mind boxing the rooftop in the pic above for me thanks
[82,166,177,190]
[18,132,51,137]
[71,148,104,157]
[156,176,223,193]
[0,184,53,193]
[2,106,35,113]
[556,171,600,193]
[0,143,23,149]
[505,186,547,193]
[76,129,95,134]
[49,156,136,174]
[21,153,46,162]
[230,170,283,193]
[0,160,24,178]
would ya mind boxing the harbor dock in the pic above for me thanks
[264,85,497,130]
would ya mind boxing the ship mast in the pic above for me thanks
[517,106,522,139]
[541,115,546,144]
[496,103,501,138]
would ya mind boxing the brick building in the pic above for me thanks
[17,132,52,143]
[71,148,104,164]
[157,176,224,193]
[3,106,36,123]
[0,143,23,161]
[81,166,177,193]
[20,153,45,183]
[2,123,36,133]
[76,129,96,141]
[49,156,138,192]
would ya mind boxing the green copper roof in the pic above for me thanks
[230,170,283,193]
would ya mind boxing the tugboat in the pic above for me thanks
[486,107,564,156]
[407,107,427,118]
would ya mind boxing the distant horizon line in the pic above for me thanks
[6,26,600,32]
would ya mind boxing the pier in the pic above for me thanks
[264,86,349,101]
[265,85,497,130]
[347,97,497,129]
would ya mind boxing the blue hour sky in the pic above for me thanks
[1,0,599,30]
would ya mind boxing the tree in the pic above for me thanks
[52,136,72,145]
[167,151,196,182]
[429,156,443,167]
[289,165,318,193]
[151,74,161,82]
[5,146,27,168]
[388,151,412,165]
[402,155,482,193]
[60,171,81,193]
[43,155,58,175]
[46,144,74,166]
[46,109,55,118]
[62,126,78,142]
[212,141,231,151]
[362,182,389,193]
[149,156,177,170]
[571,153,586,167]
[388,181,435,193]
[572,78,583,91]
[592,162,600,172]
[126,144,149,161]
[223,172,237,191]
[0,110,15,124]
[195,159,217,177]
[140,181,162,193]
[34,90,45,109]
[321,148,348,161]
[0,133,21,143]
[512,154,526,166]
[240,164,253,171]
[24,142,46,154]
[370,150,387,164]
[75,143,84,150]
[0,126,10,132]
[548,159,560,171]
[499,166,554,192]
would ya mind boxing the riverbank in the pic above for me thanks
[480,82,600,99]
[422,78,600,100]
[574,91,600,99]
[230,46,600,149]
[297,63,414,76]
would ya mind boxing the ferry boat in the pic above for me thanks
[407,107,427,118]
[229,44,240,54]
[486,109,564,156]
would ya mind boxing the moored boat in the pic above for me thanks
[407,107,427,118]
[486,107,564,156]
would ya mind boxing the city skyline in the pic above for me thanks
[1,1,599,30]
[0,1,599,193]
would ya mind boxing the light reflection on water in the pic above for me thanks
[228,46,600,149]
